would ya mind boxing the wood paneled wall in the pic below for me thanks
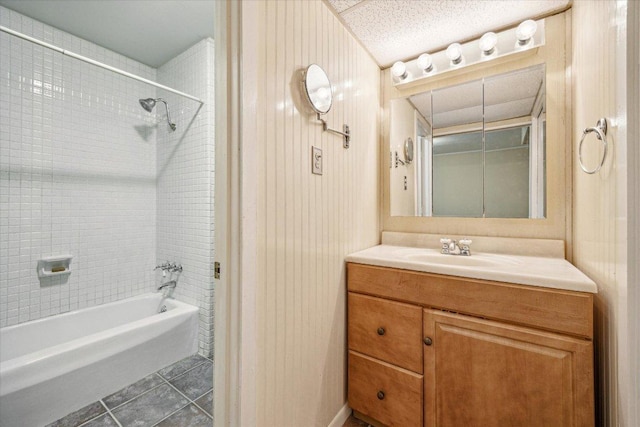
[571,2,629,425]
[253,1,380,425]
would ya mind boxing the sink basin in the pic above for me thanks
[345,244,599,293]
[405,253,503,267]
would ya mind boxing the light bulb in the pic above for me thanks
[479,32,498,56]
[516,19,537,47]
[446,43,464,66]
[391,61,408,80]
[316,86,330,101]
[416,53,434,73]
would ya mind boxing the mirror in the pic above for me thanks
[404,138,414,164]
[303,64,332,114]
[389,64,545,218]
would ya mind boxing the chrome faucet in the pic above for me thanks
[440,238,472,256]
[157,280,177,292]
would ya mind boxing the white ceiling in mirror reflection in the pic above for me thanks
[408,65,543,128]
[326,0,569,67]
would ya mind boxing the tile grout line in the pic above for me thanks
[99,400,124,427]
[154,373,213,424]
[48,355,212,426]
[104,358,209,413]
[104,377,168,412]
[73,401,123,427]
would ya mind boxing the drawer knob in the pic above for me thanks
[377,327,385,336]
[423,336,433,346]
[377,390,385,400]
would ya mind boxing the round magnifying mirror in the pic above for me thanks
[303,64,332,115]
[404,137,414,164]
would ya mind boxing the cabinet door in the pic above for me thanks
[423,309,594,427]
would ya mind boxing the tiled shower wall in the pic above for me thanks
[0,6,157,327]
[156,39,215,357]
[0,7,215,357]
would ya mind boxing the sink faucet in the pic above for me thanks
[440,238,472,256]
[157,280,177,292]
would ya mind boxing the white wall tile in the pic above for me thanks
[0,5,214,359]
[156,38,215,357]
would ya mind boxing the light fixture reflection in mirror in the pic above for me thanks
[389,64,546,218]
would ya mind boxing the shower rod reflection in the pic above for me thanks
[0,25,204,104]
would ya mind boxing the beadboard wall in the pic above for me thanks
[253,0,380,425]
[571,2,628,426]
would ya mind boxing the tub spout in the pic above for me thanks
[157,280,177,291]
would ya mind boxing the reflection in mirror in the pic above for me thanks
[303,64,333,114]
[389,64,546,218]
[432,80,483,217]
[484,65,546,218]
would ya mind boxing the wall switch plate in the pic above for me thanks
[312,146,322,175]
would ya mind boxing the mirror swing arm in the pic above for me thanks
[302,63,351,149]
[316,113,351,149]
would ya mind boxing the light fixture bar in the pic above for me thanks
[390,18,545,87]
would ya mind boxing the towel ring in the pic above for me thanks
[578,118,608,174]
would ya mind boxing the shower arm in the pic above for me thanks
[155,98,177,131]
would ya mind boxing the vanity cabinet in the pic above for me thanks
[347,263,594,427]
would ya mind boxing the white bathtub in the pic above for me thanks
[0,293,199,427]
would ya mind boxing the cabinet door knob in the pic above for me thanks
[423,337,433,346]
[377,390,385,400]
[377,327,385,336]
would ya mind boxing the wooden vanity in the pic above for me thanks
[347,262,595,427]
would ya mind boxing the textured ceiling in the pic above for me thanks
[0,0,215,68]
[326,0,570,67]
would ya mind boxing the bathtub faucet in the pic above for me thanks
[157,280,177,292]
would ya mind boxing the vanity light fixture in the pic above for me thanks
[446,43,464,66]
[416,53,435,74]
[389,18,544,87]
[391,61,409,81]
[516,19,538,48]
[479,32,498,58]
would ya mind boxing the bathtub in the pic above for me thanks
[0,293,199,427]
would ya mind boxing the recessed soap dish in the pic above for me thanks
[37,255,73,278]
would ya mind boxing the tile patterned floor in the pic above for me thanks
[46,354,213,427]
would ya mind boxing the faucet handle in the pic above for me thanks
[440,238,451,254]
[459,238,472,256]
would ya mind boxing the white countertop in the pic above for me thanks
[345,244,598,294]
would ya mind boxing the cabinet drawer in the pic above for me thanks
[348,292,423,373]
[348,351,422,427]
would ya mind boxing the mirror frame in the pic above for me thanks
[382,12,569,241]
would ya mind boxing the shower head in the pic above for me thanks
[139,98,156,112]
[138,97,176,131]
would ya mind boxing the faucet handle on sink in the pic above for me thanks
[440,238,451,254]
[459,238,472,255]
